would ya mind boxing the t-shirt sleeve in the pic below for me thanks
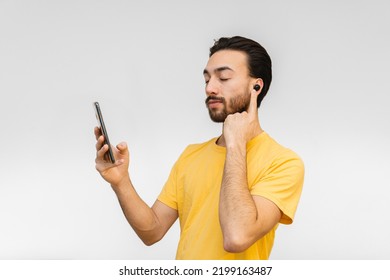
[250,151,305,224]
[157,160,179,210]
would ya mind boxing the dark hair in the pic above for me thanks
[209,36,272,107]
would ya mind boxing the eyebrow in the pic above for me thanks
[203,66,234,76]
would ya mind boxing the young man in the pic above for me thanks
[94,36,304,259]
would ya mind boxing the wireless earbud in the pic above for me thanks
[253,84,261,91]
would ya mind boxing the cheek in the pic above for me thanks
[228,91,251,112]
[222,79,250,108]
[223,82,241,100]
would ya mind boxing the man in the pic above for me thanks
[94,36,304,259]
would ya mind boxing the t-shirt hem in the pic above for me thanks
[157,196,178,211]
[251,192,293,225]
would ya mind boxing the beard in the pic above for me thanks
[205,91,250,123]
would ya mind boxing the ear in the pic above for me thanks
[253,78,264,93]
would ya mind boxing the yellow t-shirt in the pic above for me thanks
[158,132,304,259]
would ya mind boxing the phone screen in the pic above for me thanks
[93,102,115,163]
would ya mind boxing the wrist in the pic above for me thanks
[111,175,132,195]
[226,141,247,157]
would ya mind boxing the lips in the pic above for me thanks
[206,96,224,108]
[207,100,222,109]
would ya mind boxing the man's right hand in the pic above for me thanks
[93,128,178,246]
[94,127,130,189]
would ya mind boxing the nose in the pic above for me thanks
[205,78,219,96]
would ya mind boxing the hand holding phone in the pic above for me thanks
[93,102,116,163]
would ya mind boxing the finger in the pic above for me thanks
[96,144,109,161]
[247,89,260,117]
[94,126,102,140]
[95,135,105,151]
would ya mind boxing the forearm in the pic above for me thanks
[219,143,258,251]
[112,178,161,245]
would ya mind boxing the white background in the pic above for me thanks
[0,0,389,259]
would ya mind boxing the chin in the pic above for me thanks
[208,110,227,123]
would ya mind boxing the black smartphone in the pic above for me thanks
[93,102,116,163]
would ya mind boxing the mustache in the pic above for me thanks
[205,96,225,105]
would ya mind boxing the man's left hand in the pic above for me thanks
[223,89,262,149]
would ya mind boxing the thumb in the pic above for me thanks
[114,142,129,165]
[116,142,129,156]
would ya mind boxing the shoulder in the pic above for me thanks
[174,137,218,165]
[179,138,217,157]
[262,133,303,163]
[248,132,304,176]
[270,135,304,171]
[270,137,304,177]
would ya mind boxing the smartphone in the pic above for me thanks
[93,102,116,163]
